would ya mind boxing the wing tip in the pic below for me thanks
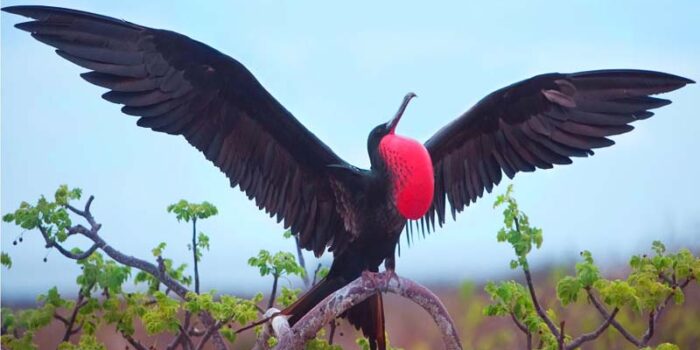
[2,5,56,18]
[2,5,27,15]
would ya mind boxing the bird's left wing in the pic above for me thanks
[420,69,693,233]
[4,5,355,256]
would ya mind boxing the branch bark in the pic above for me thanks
[263,272,462,350]
[293,235,310,287]
[565,307,618,350]
[268,273,280,309]
[510,312,532,350]
[585,287,641,346]
[514,218,561,340]
[192,218,200,294]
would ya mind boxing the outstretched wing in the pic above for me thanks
[421,69,693,232]
[4,5,352,256]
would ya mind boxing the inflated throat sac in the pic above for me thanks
[379,134,434,220]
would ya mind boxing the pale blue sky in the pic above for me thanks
[2,1,699,300]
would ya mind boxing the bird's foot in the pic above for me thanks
[361,270,382,289]
[381,269,401,290]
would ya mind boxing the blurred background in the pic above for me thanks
[2,0,698,348]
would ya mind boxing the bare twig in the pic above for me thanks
[311,263,323,286]
[38,226,99,260]
[293,235,310,287]
[514,217,560,340]
[268,273,280,309]
[192,218,200,294]
[123,333,149,350]
[196,318,232,350]
[268,272,462,350]
[61,293,88,342]
[167,312,193,350]
[328,320,337,344]
[53,313,70,326]
[510,312,532,350]
[558,321,565,350]
[565,307,618,349]
[585,287,641,346]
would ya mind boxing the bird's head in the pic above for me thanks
[368,93,434,220]
[367,92,416,161]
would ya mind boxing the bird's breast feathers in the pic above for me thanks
[379,134,434,220]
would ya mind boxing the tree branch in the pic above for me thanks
[123,333,149,350]
[267,272,462,350]
[513,217,561,340]
[52,196,229,350]
[196,319,230,350]
[38,225,99,260]
[268,273,279,309]
[311,263,323,286]
[565,307,618,350]
[640,277,692,346]
[510,312,532,350]
[61,292,89,342]
[293,235,310,287]
[585,287,641,346]
[192,218,200,295]
[167,313,193,350]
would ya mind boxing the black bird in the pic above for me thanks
[3,5,693,350]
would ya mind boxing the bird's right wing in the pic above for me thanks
[4,5,355,256]
[420,69,693,232]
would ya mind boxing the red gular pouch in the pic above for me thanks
[379,134,434,220]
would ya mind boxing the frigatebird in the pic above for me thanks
[4,5,694,349]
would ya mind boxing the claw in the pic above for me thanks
[382,269,401,290]
[361,270,381,288]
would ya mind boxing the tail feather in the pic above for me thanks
[345,292,386,350]
[282,276,347,325]
[281,276,386,350]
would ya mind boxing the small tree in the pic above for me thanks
[167,199,218,294]
[484,185,699,350]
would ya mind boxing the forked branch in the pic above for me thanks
[258,272,462,350]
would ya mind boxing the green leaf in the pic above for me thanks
[152,242,167,257]
[1,252,12,269]
[556,276,581,306]
[220,328,237,345]
[673,289,684,305]
[277,287,301,307]
[167,200,218,222]
[652,240,666,255]
[576,251,601,287]
[248,249,305,279]
[142,291,180,334]
[594,279,638,309]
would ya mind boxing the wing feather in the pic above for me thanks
[5,5,353,256]
[422,69,693,231]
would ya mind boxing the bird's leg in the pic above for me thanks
[383,255,400,289]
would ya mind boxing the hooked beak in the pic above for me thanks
[386,92,417,133]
